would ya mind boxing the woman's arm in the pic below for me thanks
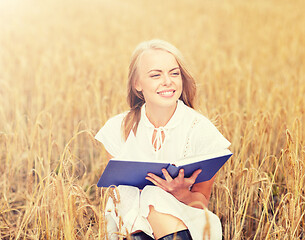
[146,169,215,209]
[179,175,216,209]
[105,151,114,161]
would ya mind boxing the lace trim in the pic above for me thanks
[183,117,200,158]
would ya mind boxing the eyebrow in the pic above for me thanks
[147,67,180,74]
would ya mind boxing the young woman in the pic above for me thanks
[95,39,231,240]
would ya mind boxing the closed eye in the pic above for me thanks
[150,74,161,78]
[171,71,180,76]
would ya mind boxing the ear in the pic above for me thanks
[134,80,142,92]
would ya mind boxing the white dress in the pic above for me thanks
[95,100,231,240]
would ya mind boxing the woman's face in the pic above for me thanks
[135,49,183,110]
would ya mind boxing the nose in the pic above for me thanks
[162,73,172,86]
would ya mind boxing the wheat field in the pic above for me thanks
[0,0,304,239]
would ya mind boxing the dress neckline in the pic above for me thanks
[140,100,185,157]
[140,100,184,130]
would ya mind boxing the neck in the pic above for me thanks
[145,102,178,128]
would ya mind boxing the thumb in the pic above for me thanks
[189,169,202,182]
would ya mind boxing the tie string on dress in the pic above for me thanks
[152,127,167,151]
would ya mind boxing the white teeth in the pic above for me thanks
[159,91,174,96]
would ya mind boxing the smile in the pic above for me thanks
[157,90,176,96]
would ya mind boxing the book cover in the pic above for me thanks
[97,149,232,189]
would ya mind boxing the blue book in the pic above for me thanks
[97,149,232,189]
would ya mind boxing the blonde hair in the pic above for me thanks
[122,39,197,140]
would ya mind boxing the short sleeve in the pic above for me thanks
[190,116,231,156]
[95,113,126,157]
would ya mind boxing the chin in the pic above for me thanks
[157,98,179,108]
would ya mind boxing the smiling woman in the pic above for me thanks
[95,39,231,240]
[123,40,196,142]
[134,49,183,121]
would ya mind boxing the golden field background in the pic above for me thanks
[0,0,304,239]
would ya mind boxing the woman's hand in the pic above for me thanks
[145,168,202,200]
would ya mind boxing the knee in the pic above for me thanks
[141,185,166,202]
[140,186,166,217]
[142,185,159,193]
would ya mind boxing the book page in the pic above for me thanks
[174,149,232,166]
[111,157,166,164]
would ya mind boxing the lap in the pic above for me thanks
[106,185,222,240]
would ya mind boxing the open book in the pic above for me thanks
[97,149,232,189]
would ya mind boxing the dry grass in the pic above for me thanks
[0,0,304,239]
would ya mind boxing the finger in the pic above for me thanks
[161,169,173,182]
[178,169,184,180]
[145,176,160,186]
[189,169,202,182]
[147,173,167,185]
[145,177,167,191]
